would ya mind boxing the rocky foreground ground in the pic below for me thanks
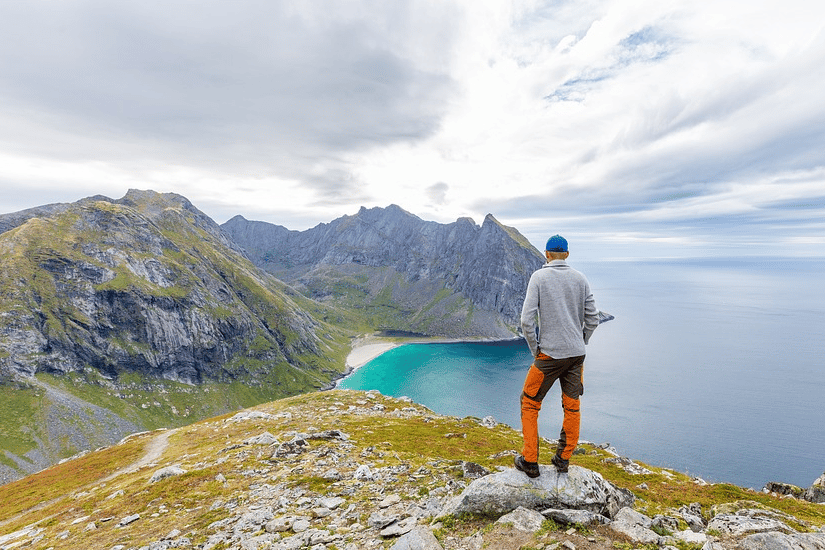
[1,390,823,550]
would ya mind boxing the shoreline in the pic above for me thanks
[333,333,522,388]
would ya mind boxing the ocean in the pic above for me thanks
[339,257,825,490]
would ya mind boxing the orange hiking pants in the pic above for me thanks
[520,352,584,463]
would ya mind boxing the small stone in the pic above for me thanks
[480,416,497,428]
[380,494,402,508]
[369,512,398,529]
[118,513,141,527]
[149,465,186,483]
[562,541,576,550]
[292,518,311,532]
[319,496,346,510]
[266,517,293,533]
[311,507,331,518]
[381,516,418,537]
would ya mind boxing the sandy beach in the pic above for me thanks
[345,341,398,370]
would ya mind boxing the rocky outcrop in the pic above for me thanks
[805,473,825,504]
[440,465,634,519]
[764,473,825,504]
[222,205,545,339]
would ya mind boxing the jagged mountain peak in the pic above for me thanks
[222,205,544,339]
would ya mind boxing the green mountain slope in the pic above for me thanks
[0,190,352,482]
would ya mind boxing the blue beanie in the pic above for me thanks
[545,234,568,252]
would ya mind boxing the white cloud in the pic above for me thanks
[1,0,824,257]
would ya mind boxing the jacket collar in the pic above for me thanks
[543,259,568,268]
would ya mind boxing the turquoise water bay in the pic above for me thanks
[339,257,825,490]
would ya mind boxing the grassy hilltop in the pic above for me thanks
[1,390,822,550]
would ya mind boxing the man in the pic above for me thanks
[515,234,599,477]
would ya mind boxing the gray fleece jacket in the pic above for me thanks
[520,259,599,359]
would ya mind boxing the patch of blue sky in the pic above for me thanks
[546,25,674,102]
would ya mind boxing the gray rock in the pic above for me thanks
[671,530,708,545]
[318,496,346,510]
[607,507,662,545]
[381,517,419,537]
[764,482,804,498]
[292,518,311,533]
[149,465,187,483]
[496,506,546,532]
[390,526,444,550]
[461,461,492,479]
[677,503,707,532]
[265,517,293,533]
[380,494,402,508]
[737,532,825,550]
[614,507,653,528]
[804,472,825,503]
[118,513,141,527]
[707,513,794,537]
[308,429,350,441]
[609,520,662,545]
[652,515,680,532]
[440,465,634,519]
[354,464,374,480]
[244,432,279,446]
[230,411,275,423]
[542,508,611,526]
[274,437,309,458]
[480,416,497,428]
[369,511,399,529]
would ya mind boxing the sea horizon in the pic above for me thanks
[339,256,825,491]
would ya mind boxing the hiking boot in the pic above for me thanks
[514,455,540,478]
[551,453,569,473]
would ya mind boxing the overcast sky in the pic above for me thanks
[1,0,824,259]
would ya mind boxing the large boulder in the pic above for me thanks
[608,507,663,545]
[736,532,825,550]
[804,473,825,504]
[707,512,795,537]
[440,465,634,519]
[390,527,444,550]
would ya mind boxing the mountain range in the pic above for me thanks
[221,204,543,339]
[0,190,543,482]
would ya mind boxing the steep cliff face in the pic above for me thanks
[0,190,344,384]
[222,205,544,338]
[0,190,350,480]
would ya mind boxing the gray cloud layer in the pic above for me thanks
[0,1,457,194]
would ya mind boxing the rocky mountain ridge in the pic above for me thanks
[0,390,822,550]
[221,205,545,339]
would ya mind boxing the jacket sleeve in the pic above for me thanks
[520,274,540,357]
[582,283,598,344]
